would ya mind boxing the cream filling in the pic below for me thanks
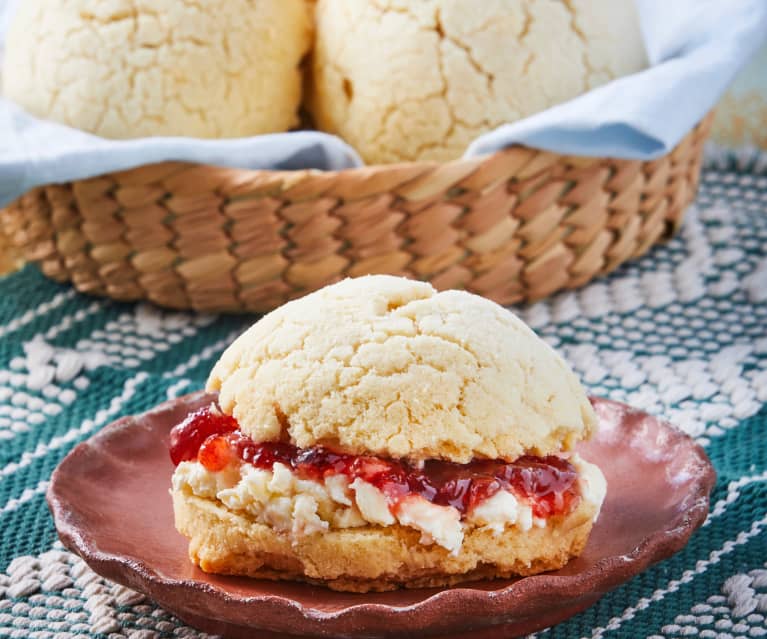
[172,454,607,553]
[570,452,608,521]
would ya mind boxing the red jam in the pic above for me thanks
[169,406,579,519]
[168,406,238,466]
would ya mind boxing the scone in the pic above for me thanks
[169,276,607,592]
[309,0,646,163]
[2,0,312,139]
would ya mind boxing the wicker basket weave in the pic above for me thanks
[0,114,712,313]
[0,227,22,276]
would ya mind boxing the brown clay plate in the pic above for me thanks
[47,393,715,639]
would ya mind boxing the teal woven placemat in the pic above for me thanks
[0,148,765,639]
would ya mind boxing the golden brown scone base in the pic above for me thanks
[172,489,597,592]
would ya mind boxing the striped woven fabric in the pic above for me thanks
[0,148,765,639]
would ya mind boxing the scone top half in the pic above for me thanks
[208,275,596,463]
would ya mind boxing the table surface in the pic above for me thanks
[0,147,765,639]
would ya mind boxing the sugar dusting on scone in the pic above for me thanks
[169,275,607,592]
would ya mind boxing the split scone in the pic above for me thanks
[169,275,607,592]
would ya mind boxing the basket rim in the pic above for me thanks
[91,114,713,188]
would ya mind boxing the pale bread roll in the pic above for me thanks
[309,0,647,163]
[175,275,606,591]
[2,0,311,138]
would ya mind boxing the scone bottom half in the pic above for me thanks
[169,276,607,592]
[169,401,606,591]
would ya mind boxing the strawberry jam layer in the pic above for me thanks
[169,405,579,519]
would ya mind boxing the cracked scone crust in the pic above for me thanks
[207,275,597,463]
[172,488,597,592]
[309,0,647,163]
[2,0,311,139]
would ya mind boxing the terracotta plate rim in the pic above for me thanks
[47,393,716,625]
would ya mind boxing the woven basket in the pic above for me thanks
[0,114,712,313]
[0,227,22,276]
